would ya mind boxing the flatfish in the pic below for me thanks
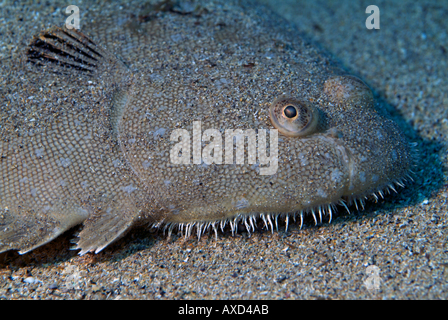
[0,0,413,255]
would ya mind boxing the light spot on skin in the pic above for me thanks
[112,159,121,168]
[317,188,327,198]
[142,160,151,169]
[35,148,44,158]
[122,184,137,194]
[391,150,398,161]
[235,198,249,209]
[376,130,384,140]
[168,204,180,215]
[58,158,71,168]
[359,172,366,183]
[153,128,166,139]
[298,152,308,166]
[251,162,260,174]
[330,168,343,183]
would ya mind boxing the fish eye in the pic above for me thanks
[269,96,321,137]
[283,105,297,118]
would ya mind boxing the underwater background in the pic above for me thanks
[0,0,447,299]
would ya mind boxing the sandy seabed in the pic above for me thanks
[0,0,447,299]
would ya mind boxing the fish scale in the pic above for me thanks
[0,0,412,255]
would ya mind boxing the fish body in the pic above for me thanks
[0,0,412,255]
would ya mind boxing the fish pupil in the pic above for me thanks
[284,105,297,118]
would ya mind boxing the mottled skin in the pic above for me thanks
[0,0,412,255]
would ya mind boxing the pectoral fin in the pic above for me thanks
[75,196,138,255]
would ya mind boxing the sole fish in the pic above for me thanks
[0,0,414,255]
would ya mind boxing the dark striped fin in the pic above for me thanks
[26,26,109,75]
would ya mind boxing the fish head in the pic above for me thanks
[117,46,412,225]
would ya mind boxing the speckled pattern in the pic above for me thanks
[0,0,412,255]
[0,0,447,299]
